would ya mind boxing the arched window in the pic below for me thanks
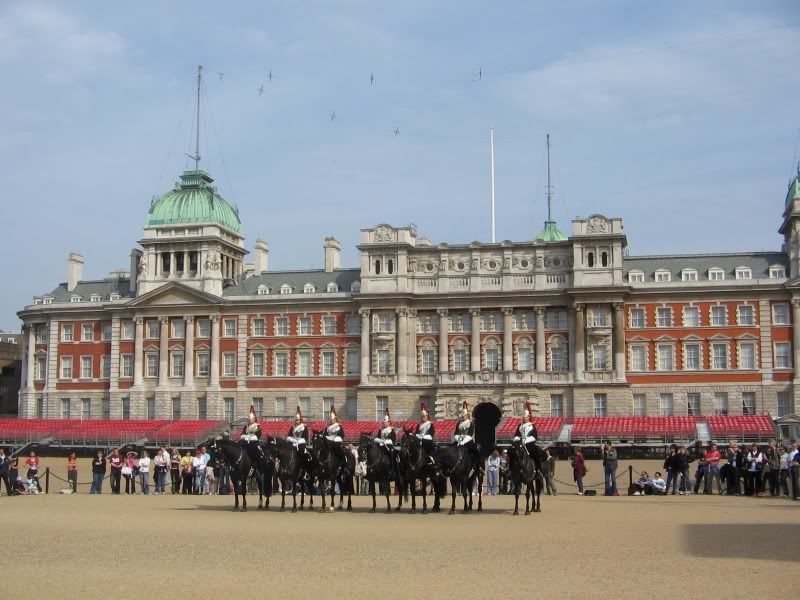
[351,281,361,293]
[587,252,595,268]
[374,259,382,275]
[280,284,293,295]
[601,251,609,267]
[387,259,394,274]
[303,283,316,294]
[257,285,269,295]
[326,282,339,293]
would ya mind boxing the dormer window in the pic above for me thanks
[708,268,725,281]
[280,284,293,295]
[257,285,269,295]
[303,283,316,294]
[735,267,752,280]
[681,269,698,282]
[326,282,339,293]
[769,265,786,279]
[109,293,121,301]
[654,269,671,283]
[351,281,361,293]
[33,297,42,305]
[70,295,82,303]
[90,294,101,302]
[628,271,644,283]
[43,297,53,305]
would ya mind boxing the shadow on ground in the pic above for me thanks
[683,524,800,561]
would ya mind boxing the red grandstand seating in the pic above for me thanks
[0,419,63,441]
[151,420,226,442]
[51,420,168,442]
[496,417,564,440]
[706,415,774,438]
[571,416,698,438]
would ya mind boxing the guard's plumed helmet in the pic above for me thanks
[420,403,429,419]
[295,406,303,422]
[461,400,469,418]
[248,405,257,424]
[383,408,391,425]
[329,404,338,422]
[524,401,533,421]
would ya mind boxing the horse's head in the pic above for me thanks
[358,432,371,454]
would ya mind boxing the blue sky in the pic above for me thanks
[1,1,799,330]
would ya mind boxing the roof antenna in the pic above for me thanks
[186,65,202,170]
[546,133,552,223]
[490,128,496,243]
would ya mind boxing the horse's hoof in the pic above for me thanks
[298,506,304,512]
[346,506,353,512]
[328,506,335,512]
[524,510,530,515]
[421,509,427,515]
[280,507,285,512]
[257,505,263,511]
[535,508,541,513]
[432,508,440,513]
[291,508,297,513]
[410,509,416,514]
[241,507,247,512]
[513,510,518,516]
[477,507,483,512]
[369,508,376,513]
[448,510,455,515]
[394,506,402,513]
[233,507,239,512]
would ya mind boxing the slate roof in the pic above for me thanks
[623,252,787,281]
[44,278,133,302]
[222,268,361,296]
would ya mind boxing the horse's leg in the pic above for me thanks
[525,482,531,515]
[410,478,417,514]
[513,487,519,516]
[462,478,470,513]
[256,474,264,510]
[241,481,247,512]
[535,474,543,513]
[370,479,377,513]
[233,478,240,512]
[329,483,336,512]
[477,473,483,512]
[449,478,456,515]
[280,476,286,512]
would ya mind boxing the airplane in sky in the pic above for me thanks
[370,72,374,85]
[393,127,399,136]
[268,70,273,83]
[217,72,224,80]
[330,111,336,121]
[258,84,264,96]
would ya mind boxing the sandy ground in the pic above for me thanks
[2,458,798,600]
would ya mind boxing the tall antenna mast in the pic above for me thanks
[187,65,203,170]
[546,133,552,222]
[490,128,496,243]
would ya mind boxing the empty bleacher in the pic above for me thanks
[706,415,775,440]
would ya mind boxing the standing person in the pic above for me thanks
[90,450,106,494]
[123,451,137,495]
[778,445,791,498]
[790,441,800,500]
[0,448,11,496]
[724,442,742,496]
[66,452,78,494]
[693,450,707,494]
[180,450,193,494]
[544,449,558,496]
[572,447,587,496]
[677,447,693,495]
[499,450,510,494]
[664,445,679,495]
[704,443,722,495]
[192,448,207,494]
[24,451,41,493]
[486,449,501,495]
[153,447,169,495]
[109,448,122,494]
[744,443,764,496]
[602,442,619,496]
[138,449,151,495]
[763,442,780,497]
[169,449,181,494]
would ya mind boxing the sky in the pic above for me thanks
[0,0,799,330]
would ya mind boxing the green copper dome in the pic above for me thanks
[786,175,800,208]
[535,220,568,242]
[147,170,241,233]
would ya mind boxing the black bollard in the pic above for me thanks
[628,465,633,489]
[45,467,50,494]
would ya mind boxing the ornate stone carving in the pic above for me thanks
[395,307,408,317]
[586,216,609,234]
[183,315,194,324]
[437,308,449,317]
[374,226,394,242]
[204,250,221,272]
[359,308,371,319]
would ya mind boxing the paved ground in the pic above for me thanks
[3,464,797,600]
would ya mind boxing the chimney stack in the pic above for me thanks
[67,252,84,292]
[323,237,341,273]
[254,240,269,275]
[129,249,143,294]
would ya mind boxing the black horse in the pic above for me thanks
[399,428,439,514]
[265,436,310,512]
[358,433,406,513]
[209,438,269,511]
[310,430,354,512]
[508,439,543,515]
[432,443,483,515]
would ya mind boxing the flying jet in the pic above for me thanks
[258,84,264,96]
[393,127,399,137]
[268,70,273,83]
[370,72,374,85]
[330,111,336,121]
[217,72,224,80]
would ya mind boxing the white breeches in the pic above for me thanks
[375,439,394,448]
[415,434,433,441]
[326,435,343,443]
[456,435,473,446]
[241,434,258,442]
[287,437,306,448]
[513,435,537,444]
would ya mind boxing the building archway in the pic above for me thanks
[472,401,502,460]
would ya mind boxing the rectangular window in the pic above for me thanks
[322,316,336,335]
[453,349,467,372]
[298,351,312,376]
[421,349,436,374]
[82,323,94,341]
[655,271,671,283]
[735,268,752,280]
[738,343,755,369]
[345,315,361,335]
[80,356,93,379]
[224,398,234,421]
[121,320,134,340]
[35,325,47,344]
[62,324,74,342]
[223,353,236,377]
[628,272,644,283]
[483,313,500,332]
[711,306,726,326]
[60,356,73,379]
[172,397,181,420]
[633,394,646,417]
[656,307,672,327]
[742,392,756,416]
[709,269,725,281]
[274,353,288,376]
[121,354,133,378]
[34,356,46,380]
[121,396,130,420]
[299,317,312,335]
[275,317,289,336]
[251,397,263,417]
[376,396,389,420]
[589,308,607,328]
[659,393,674,417]
[101,322,112,341]
[630,346,646,371]
[630,308,645,328]
[198,397,207,420]
[687,393,701,416]
[517,347,532,370]
[378,314,392,333]
[682,270,698,281]
[776,391,791,418]
[714,392,729,416]
[684,344,701,370]
[592,345,608,370]
[146,397,155,420]
[551,346,568,371]
[275,397,287,416]
[197,352,210,377]
[171,351,184,378]
[683,306,699,327]
[322,351,335,375]
[346,350,360,375]
[146,353,159,378]
[593,393,608,417]
[737,305,754,326]
[81,398,91,420]
[550,394,564,417]
[146,320,159,339]
[61,398,71,419]
[251,352,265,376]
[377,349,390,374]
[712,343,728,369]
[101,355,111,379]
[485,348,500,371]
[299,397,311,415]
[545,309,567,330]
[253,318,266,336]
[323,397,334,417]
[102,397,111,419]
[773,304,790,325]
[775,343,792,369]
[36,397,44,418]
[657,344,674,371]
[171,319,185,339]
[197,319,211,338]
[223,319,236,337]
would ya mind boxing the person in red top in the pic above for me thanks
[108,448,123,494]
[66,452,78,493]
[25,451,41,493]
[704,443,722,495]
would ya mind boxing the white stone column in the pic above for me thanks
[397,308,408,382]
[25,324,35,389]
[613,303,626,381]
[535,307,546,372]
[133,317,144,386]
[407,309,418,375]
[210,315,220,386]
[574,304,585,381]
[438,309,449,372]
[170,251,176,277]
[793,300,800,407]
[183,316,194,387]
[502,308,514,371]
[158,316,169,386]
[183,251,189,278]
[470,308,481,371]
[360,309,370,384]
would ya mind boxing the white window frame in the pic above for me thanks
[303,283,316,294]
[769,265,786,279]
[684,343,701,370]
[345,349,360,375]
[251,352,265,376]
[171,351,184,378]
[223,352,236,377]
[654,269,671,283]
[453,348,468,372]
[593,393,608,417]
[321,350,336,376]
[517,346,532,371]
[253,318,266,337]
[298,317,313,336]
[591,344,608,370]
[61,324,74,342]
[710,305,727,326]
[121,320,134,340]
[101,322,112,341]
[275,317,289,336]
[223,319,236,337]
[629,308,645,328]
[711,342,728,370]
[774,342,792,369]
[274,352,289,376]
[196,352,210,377]
[60,356,73,379]
[776,391,791,418]
[376,349,390,374]
[687,393,701,417]
[421,349,437,374]
[628,271,644,283]
[101,355,111,379]
[121,354,134,378]
[81,323,93,342]
[773,303,790,325]
[737,305,754,326]
[741,392,756,416]
[257,285,269,295]
[345,315,360,335]
[681,269,698,282]
[683,306,700,328]
[659,393,674,417]
[322,316,337,335]
[146,352,159,378]
[735,267,752,280]
[714,392,729,416]
[34,355,46,380]
[550,394,564,418]
[280,284,293,295]
[633,394,646,417]
[80,355,93,379]
[656,344,674,371]
[484,348,500,371]
[656,307,672,328]
[146,319,159,339]
[297,351,312,376]
[738,341,756,370]
[171,319,185,339]
[197,318,211,338]
[327,282,338,293]
[630,345,647,372]
[708,268,725,281]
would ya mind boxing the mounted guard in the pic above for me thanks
[286,406,309,455]
[453,400,481,473]
[415,403,436,464]
[514,401,542,471]
[375,408,398,465]
[240,405,265,462]
[325,404,347,462]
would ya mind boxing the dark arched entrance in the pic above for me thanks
[472,402,502,459]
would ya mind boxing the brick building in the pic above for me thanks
[15,167,800,426]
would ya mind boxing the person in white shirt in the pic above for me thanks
[744,444,764,496]
[192,449,208,495]
[153,448,169,495]
[651,472,667,495]
[137,450,151,495]
[788,441,799,500]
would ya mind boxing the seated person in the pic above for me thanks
[630,471,651,495]
[13,476,27,495]
[650,472,667,495]
[25,477,39,495]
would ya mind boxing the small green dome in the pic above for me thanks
[147,170,241,233]
[535,220,568,242]
[786,175,800,208]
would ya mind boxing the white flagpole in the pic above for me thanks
[490,128,496,243]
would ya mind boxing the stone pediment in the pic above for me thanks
[127,282,222,308]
